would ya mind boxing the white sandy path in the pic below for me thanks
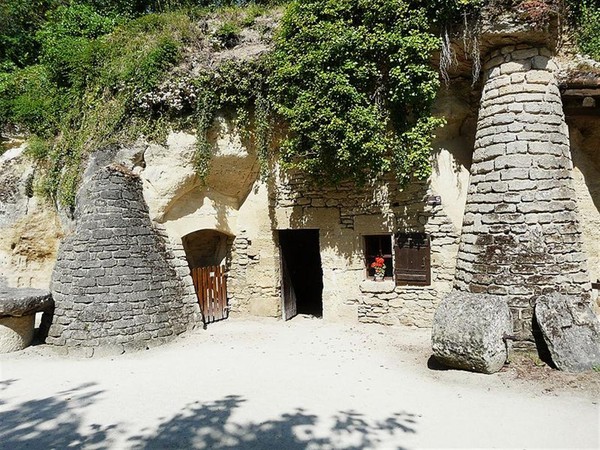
[0,317,598,449]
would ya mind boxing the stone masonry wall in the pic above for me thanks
[227,230,261,314]
[274,171,461,327]
[47,166,201,355]
[357,203,459,328]
[454,45,592,339]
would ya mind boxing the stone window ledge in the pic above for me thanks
[359,280,396,293]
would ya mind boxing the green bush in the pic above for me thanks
[7,65,64,137]
[1,0,491,206]
[24,135,52,160]
[214,21,241,48]
[0,0,62,69]
[36,4,118,88]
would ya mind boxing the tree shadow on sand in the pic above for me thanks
[129,395,418,449]
[0,381,116,450]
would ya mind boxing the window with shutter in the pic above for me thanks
[394,232,431,286]
[364,235,393,279]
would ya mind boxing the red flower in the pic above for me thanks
[370,257,385,268]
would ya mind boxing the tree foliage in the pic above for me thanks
[2,0,597,207]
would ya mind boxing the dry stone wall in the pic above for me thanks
[48,166,201,355]
[454,45,592,340]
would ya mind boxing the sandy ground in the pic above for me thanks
[0,316,599,449]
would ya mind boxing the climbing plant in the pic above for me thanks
[269,0,450,186]
[7,0,599,209]
[573,0,600,61]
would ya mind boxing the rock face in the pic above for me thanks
[432,292,512,373]
[47,165,201,355]
[535,294,600,372]
[453,45,592,341]
[0,143,63,288]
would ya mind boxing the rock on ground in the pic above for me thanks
[535,293,600,372]
[432,291,512,374]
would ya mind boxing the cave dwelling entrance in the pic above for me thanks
[278,229,324,320]
[182,229,232,324]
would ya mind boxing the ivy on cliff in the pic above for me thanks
[268,0,485,185]
[269,0,446,185]
[0,1,279,206]
[573,0,600,61]
[1,0,486,207]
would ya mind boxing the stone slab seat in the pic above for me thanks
[0,285,54,353]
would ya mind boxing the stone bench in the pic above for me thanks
[0,285,54,353]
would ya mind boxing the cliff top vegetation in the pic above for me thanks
[0,0,598,209]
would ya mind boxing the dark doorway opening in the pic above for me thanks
[279,229,323,319]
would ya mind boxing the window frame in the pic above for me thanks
[363,234,394,280]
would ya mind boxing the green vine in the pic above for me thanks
[269,0,449,186]
[185,56,271,183]
[573,0,600,61]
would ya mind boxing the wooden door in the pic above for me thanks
[394,233,431,286]
[281,249,297,320]
[191,265,228,324]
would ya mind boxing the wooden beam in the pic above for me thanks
[564,107,600,117]
[561,88,600,98]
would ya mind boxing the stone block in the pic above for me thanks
[494,155,531,170]
[530,56,550,70]
[0,287,53,317]
[0,315,35,353]
[535,294,600,372]
[500,60,531,75]
[511,48,539,60]
[359,280,396,294]
[432,291,512,374]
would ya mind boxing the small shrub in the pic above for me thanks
[9,65,63,137]
[213,21,240,48]
[517,0,560,28]
[25,135,51,160]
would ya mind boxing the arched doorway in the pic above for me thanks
[182,229,232,269]
[182,230,233,324]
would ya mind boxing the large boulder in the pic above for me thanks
[535,293,600,372]
[432,292,512,374]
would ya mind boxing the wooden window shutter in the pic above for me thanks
[394,233,431,286]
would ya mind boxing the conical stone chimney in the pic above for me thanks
[453,45,592,342]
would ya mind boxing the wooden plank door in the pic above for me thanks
[280,251,297,320]
[191,265,228,324]
[394,233,431,286]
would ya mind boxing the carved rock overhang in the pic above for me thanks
[432,7,561,83]
[559,72,600,117]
